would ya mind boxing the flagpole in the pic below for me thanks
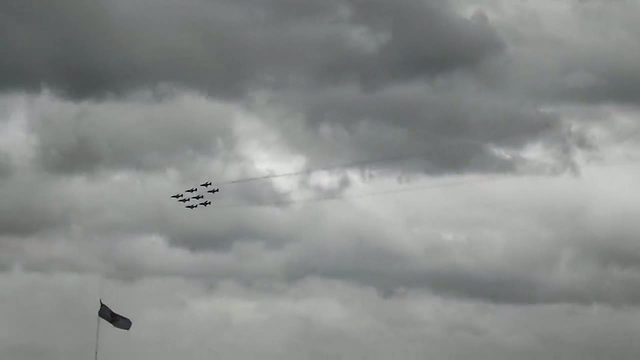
[94,272,104,360]
[95,272,104,360]
[94,314,101,360]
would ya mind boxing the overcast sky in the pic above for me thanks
[1,0,640,359]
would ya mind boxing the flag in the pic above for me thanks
[98,300,132,330]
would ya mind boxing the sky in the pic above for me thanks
[1,0,640,359]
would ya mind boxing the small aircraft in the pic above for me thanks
[207,188,220,194]
[178,198,191,203]
[185,188,197,193]
[192,195,204,200]
[170,193,183,199]
[199,200,211,207]
[186,204,198,209]
[200,181,212,187]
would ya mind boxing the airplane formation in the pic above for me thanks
[170,181,218,209]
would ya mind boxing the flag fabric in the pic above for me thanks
[98,300,132,330]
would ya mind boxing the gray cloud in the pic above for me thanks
[4,271,640,360]
[0,0,578,178]
[0,172,72,236]
[472,0,640,105]
[0,151,13,179]
[25,90,238,174]
[267,81,570,175]
[4,159,640,307]
[0,0,502,99]
[3,1,640,359]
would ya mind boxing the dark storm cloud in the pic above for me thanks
[270,81,570,174]
[344,0,503,89]
[0,0,503,99]
[299,84,555,146]
[1,0,579,179]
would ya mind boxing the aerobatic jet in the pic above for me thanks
[200,181,212,187]
[207,188,220,194]
[185,188,197,193]
[199,200,211,207]
[186,204,198,209]
[178,198,191,203]
[192,195,204,200]
[170,193,183,199]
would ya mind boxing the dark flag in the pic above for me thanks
[98,300,132,330]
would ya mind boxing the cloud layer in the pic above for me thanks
[1,0,640,359]
[0,0,502,98]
